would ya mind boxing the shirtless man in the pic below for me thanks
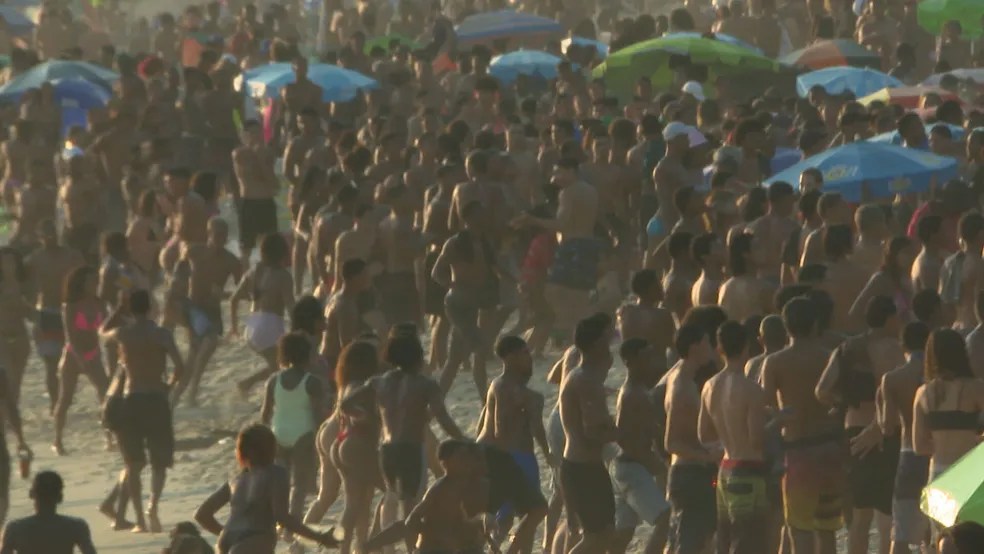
[690,233,725,308]
[940,213,984,333]
[911,215,945,293]
[377,185,425,327]
[609,338,670,554]
[650,123,693,242]
[99,289,184,534]
[618,269,676,378]
[664,323,719,554]
[87,109,141,232]
[801,192,851,267]
[339,331,464,534]
[10,160,55,253]
[26,220,83,411]
[60,155,102,264]
[0,120,38,210]
[851,205,889,279]
[332,204,385,335]
[816,295,904,554]
[746,181,798,284]
[822,225,873,335]
[283,109,323,202]
[699,321,769,554]
[282,57,323,138]
[170,218,243,407]
[744,314,787,384]
[718,232,773,323]
[476,336,550,554]
[505,126,541,210]
[422,164,457,369]
[366,440,488,554]
[0,472,95,554]
[879,321,931,554]
[323,259,372,369]
[432,201,498,400]
[662,232,696,323]
[232,120,280,265]
[761,297,843,554]
[559,314,617,554]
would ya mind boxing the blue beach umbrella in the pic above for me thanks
[663,31,763,55]
[241,62,378,102]
[0,6,33,35]
[765,142,958,203]
[455,10,562,46]
[868,123,967,145]
[490,50,569,84]
[796,66,903,98]
[0,78,110,136]
[0,60,118,99]
[561,36,609,58]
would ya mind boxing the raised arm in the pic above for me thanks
[194,482,231,536]
[428,380,464,439]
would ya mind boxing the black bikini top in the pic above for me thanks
[834,335,878,409]
[926,381,984,432]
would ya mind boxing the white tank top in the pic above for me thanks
[271,372,316,448]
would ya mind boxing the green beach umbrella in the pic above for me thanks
[922,442,984,527]
[364,34,422,54]
[593,34,779,100]
[918,0,984,39]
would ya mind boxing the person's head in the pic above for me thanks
[913,289,943,327]
[855,203,888,240]
[385,328,425,372]
[496,335,533,383]
[278,331,312,369]
[236,423,277,468]
[925,328,974,381]
[959,212,984,248]
[768,181,795,216]
[437,439,477,476]
[895,42,915,66]
[291,295,325,335]
[817,192,847,224]
[901,321,930,354]
[38,218,58,248]
[675,323,713,365]
[717,320,749,364]
[29,471,63,510]
[917,214,944,250]
[662,122,692,157]
[798,263,827,285]
[938,521,984,554]
[620,338,658,387]
[759,314,787,352]
[574,313,614,368]
[668,231,694,264]
[866,294,899,335]
[292,55,308,79]
[691,233,723,270]
[631,269,663,304]
[259,233,289,266]
[128,289,152,318]
[882,235,915,280]
[823,224,853,262]
[897,112,927,147]
[782,296,816,339]
[728,232,756,276]
[335,340,379,391]
[101,231,128,261]
[552,157,580,188]
[63,265,97,303]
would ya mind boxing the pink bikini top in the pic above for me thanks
[74,310,104,332]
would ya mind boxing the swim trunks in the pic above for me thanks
[847,426,899,515]
[547,237,603,292]
[485,446,544,520]
[892,450,930,545]
[238,198,278,251]
[667,462,717,554]
[184,299,223,339]
[377,270,420,326]
[34,308,64,359]
[611,455,670,530]
[120,392,174,468]
[379,441,424,500]
[783,435,846,532]
[244,312,286,353]
[717,459,770,554]
[560,458,615,534]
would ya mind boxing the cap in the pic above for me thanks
[682,81,706,102]
[663,121,691,142]
[687,126,708,148]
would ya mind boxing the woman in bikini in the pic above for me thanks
[53,265,109,455]
[0,247,32,408]
[230,233,295,395]
[330,340,382,554]
[195,423,339,554]
[850,235,917,325]
[125,190,163,283]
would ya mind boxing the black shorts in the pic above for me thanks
[560,458,615,534]
[380,441,423,499]
[276,431,317,494]
[667,463,717,554]
[238,198,278,251]
[847,427,899,515]
[378,271,420,326]
[423,250,447,316]
[484,445,546,516]
[119,392,174,469]
[184,299,224,339]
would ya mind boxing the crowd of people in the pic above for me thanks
[0,0,981,552]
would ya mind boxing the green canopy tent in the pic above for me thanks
[918,0,984,39]
[922,442,984,527]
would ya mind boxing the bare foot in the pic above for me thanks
[147,509,162,533]
[112,520,135,531]
[98,502,115,521]
[130,523,148,534]
[51,442,66,456]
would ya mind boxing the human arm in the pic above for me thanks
[879,373,900,436]
[270,468,338,547]
[228,270,251,336]
[194,482,231,536]
[337,304,362,349]
[815,348,841,407]
[428,380,464,439]
[529,391,554,466]
[260,375,276,425]
[283,139,303,186]
[306,375,326,424]
[697,384,718,445]
[74,522,96,554]
[0,372,28,457]
[163,328,185,387]
[912,386,933,456]
[430,239,454,289]
[848,273,887,324]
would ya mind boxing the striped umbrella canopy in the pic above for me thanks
[455,10,562,46]
[489,50,570,84]
[780,39,879,70]
[796,66,902,98]
[239,62,378,102]
[859,85,962,108]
